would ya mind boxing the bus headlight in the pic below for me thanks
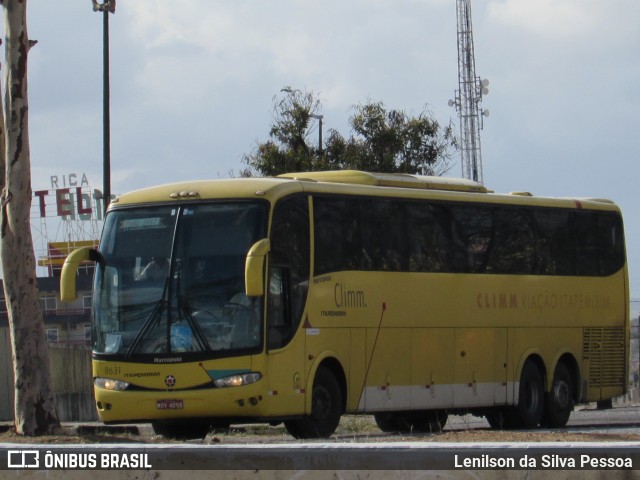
[214,372,262,388]
[95,378,130,391]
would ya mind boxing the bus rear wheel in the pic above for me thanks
[540,363,574,428]
[512,360,544,428]
[487,362,544,430]
[284,367,342,439]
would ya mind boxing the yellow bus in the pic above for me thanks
[61,170,629,439]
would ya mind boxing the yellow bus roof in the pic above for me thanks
[109,171,619,213]
[110,177,301,207]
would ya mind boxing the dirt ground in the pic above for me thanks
[1,415,640,445]
[1,429,638,445]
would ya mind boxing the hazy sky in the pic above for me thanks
[12,1,640,299]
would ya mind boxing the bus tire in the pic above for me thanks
[373,412,413,434]
[513,360,544,428]
[284,367,342,439]
[540,363,573,428]
[151,421,211,440]
[374,412,401,433]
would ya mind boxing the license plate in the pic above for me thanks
[156,399,184,410]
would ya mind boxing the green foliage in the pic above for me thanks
[243,88,457,177]
[242,88,324,176]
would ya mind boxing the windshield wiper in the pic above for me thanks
[176,295,212,352]
[126,277,169,357]
[173,264,211,352]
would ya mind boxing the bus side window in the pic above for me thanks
[573,211,600,276]
[488,208,536,274]
[598,213,625,276]
[451,206,492,273]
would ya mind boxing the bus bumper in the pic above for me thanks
[94,383,270,423]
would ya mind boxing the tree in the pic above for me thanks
[243,88,457,177]
[0,0,60,435]
[242,87,333,176]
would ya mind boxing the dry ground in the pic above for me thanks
[1,414,640,444]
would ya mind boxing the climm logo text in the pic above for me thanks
[334,283,367,308]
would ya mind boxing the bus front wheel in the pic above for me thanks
[284,367,342,439]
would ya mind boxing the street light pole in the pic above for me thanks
[92,0,116,215]
[310,114,323,155]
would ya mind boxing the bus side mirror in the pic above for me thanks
[245,238,270,297]
[60,247,100,302]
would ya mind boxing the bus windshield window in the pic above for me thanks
[93,202,267,358]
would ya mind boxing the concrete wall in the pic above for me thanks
[0,333,97,422]
[49,345,98,422]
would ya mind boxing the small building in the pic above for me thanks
[0,274,93,347]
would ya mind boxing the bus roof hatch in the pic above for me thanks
[278,170,489,193]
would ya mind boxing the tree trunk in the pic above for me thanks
[0,0,60,435]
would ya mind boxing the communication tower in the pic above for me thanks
[449,0,489,183]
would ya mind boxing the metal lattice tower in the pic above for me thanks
[449,0,489,183]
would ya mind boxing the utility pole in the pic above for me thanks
[92,0,116,213]
[449,0,489,184]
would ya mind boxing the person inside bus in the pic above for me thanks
[136,257,170,281]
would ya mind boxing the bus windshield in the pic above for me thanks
[93,202,267,358]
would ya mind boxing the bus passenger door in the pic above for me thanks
[264,266,307,416]
[264,196,310,417]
